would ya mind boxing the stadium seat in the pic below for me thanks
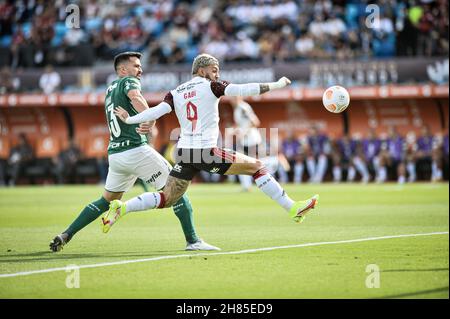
[35,135,61,158]
[347,99,443,137]
[0,36,12,48]
[85,18,102,32]
[0,136,10,160]
[84,135,109,159]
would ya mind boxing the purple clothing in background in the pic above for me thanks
[363,138,381,161]
[337,139,356,160]
[282,139,301,160]
[308,134,328,157]
[417,135,434,154]
[387,136,405,161]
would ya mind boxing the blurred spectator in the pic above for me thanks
[0,0,14,37]
[7,133,34,186]
[335,135,354,182]
[231,96,262,191]
[280,132,303,184]
[64,26,87,47]
[381,126,406,183]
[416,3,434,56]
[443,128,449,180]
[362,128,382,181]
[403,131,418,183]
[96,157,108,184]
[353,138,370,183]
[0,139,6,185]
[0,0,448,70]
[305,126,330,183]
[39,64,61,94]
[53,139,82,184]
[0,66,20,94]
[415,125,435,181]
[333,134,370,183]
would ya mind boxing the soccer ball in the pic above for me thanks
[322,85,350,113]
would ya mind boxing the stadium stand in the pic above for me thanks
[0,0,448,69]
[0,0,448,185]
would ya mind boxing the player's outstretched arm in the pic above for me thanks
[126,89,157,135]
[224,77,291,97]
[114,102,172,124]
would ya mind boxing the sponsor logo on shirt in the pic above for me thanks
[146,171,162,184]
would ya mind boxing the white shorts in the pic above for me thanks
[105,145,171,193]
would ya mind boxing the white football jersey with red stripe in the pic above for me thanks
[163,76,229,149]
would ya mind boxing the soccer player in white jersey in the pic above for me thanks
[49,52,219,252]
[102,53,319,232]
[231,96,262,191]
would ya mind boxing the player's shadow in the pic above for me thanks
[374,286,448,299]
[0,250,193,263]
[381,268,448,272]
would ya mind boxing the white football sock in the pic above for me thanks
[125,192,163,213]
[254,173,294,212]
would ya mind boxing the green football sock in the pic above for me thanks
[64,197,110,237]
[173,195,199,244]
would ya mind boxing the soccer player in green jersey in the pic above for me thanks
[49,52,219,252]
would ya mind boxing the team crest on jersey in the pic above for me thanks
[173,164,183,173]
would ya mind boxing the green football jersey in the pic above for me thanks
[105,76,148,155]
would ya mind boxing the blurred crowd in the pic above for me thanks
[0,0,448,69]
[1,125,448,186]
[276,125,449,184]
[0,133,108,186]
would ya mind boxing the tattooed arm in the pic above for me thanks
[223,77,291,97]
[162,176,191,207]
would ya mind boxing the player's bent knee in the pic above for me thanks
[162,192,183,208]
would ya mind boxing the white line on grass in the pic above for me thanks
[0,231,448,278]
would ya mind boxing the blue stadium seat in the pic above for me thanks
[345,4,359,29]
[51,35,63,47]
[22,22,32,37]
[55,22,67,37]
[0,36,12,47]
[185,46,199,62]
[85,18,102,32]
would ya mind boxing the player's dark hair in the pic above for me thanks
[113,52,142,71]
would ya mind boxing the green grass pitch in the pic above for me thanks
[0,183,448,299]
